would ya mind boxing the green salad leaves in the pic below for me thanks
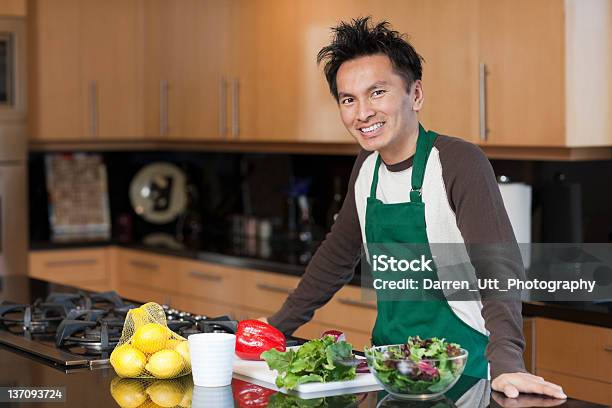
[261,335,357,390]
[365,337,465,395]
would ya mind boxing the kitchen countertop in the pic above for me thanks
[30,240,612,329]
[0,276,605,408]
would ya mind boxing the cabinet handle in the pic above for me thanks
[219,78,227,138]
[45,258,98,267]
[256,283,293,295]
[128,260,159,271]
[189,271,223,282]
[89,80,98,138]
[337,297,377,310]
[231,78,239,139]
[604,346,612,352]
[479,63,488,142]
[160,80,169,136]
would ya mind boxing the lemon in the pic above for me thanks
[178,382,193,408]
[145,349,184,379]
[111,345,147,378]
[166,339,181,349]
[110,377,148,408]
[145,380,184,407]
[132,323,168,354]
[173,341,191,370]
[129,307,148,327]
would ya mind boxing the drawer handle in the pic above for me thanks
[337,297,377,310]
[45,259,98,267]
[257,283,293,295]
[128,260,159,271]
[189,271,222,282]
[604,346,612,352]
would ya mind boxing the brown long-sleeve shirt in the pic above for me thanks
[268,134,526,379]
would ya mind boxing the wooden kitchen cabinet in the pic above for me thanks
[0,0,26,16]
[28,0,82,141]
[142,0,232,141]
[28,0,145,141]
[29,248,112,292]
[478,0,612,148]
[368,0,480,143]
[535,318,612,405]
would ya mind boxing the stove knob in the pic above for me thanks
[162,305,170,311]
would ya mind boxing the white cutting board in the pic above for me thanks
[232,348,382,398]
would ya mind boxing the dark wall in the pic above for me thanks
[29,150,612,244]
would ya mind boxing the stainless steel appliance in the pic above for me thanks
[0,288,238,371]
[0,16,27,276]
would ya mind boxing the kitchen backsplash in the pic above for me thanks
[28,150,612,244]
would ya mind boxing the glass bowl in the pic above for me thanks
[365,344,468,400]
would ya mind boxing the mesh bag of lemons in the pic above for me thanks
[110,302,191,379]
[110,376,193,408]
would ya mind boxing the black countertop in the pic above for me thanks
[0,276,605,408]
[30,240,612,329]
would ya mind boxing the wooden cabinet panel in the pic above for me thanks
[0,0,26,16]
[29,248,110,290]
[117,283,173,306]
[315,285,376,334]
[28,0,83,141]
[370,0,479,142]
[239,268,301,313]
[79,0,145,140]
[171,296,234,319]
[537,369,612,406]
[536,318,612,383]
[143,0,231,141]
[175,259,243,306]
[116,249,175,291]
[478,0,565,146]
[29,0,144,141]
[522,317,535,373]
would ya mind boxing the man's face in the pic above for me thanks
[336,54,422,160]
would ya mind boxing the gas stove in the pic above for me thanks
[0,290,237,371]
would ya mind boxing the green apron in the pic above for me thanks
[365,124,489,379]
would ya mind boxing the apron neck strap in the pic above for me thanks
[410,124,437,203]
[369,124,438,202]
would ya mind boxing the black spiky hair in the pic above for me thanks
[317,17,424,101]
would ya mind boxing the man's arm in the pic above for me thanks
[439,136,566,399]
[438,136,526,377]
[267,150,372,335]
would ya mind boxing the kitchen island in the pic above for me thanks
[0,276,607,408]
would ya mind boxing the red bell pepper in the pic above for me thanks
[235,319,286,360]
[232,378,277,408]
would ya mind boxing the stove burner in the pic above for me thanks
[56,312,124,353]
[0,301,66,334]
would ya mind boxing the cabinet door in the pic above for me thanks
[143,0,231,141]
[229,0,300,141]
[79,0,145,140]
[28,0,83,141]
[478,0,565,146]
[371,0,479,142]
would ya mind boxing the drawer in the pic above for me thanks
[171,296,236,320]
[240,269,301,313]
[537,369,612,406]
[174,259,243,305]
[316,285,377,334]
[117,283,174,306]
[536,318,612,383]
[116,249,175,291]
[29,249,109,284]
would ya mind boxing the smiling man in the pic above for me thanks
[265,17,565,399]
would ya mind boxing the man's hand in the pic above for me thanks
[492,390,566,408]
[256,317,268,324]
[492,372,566,399]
